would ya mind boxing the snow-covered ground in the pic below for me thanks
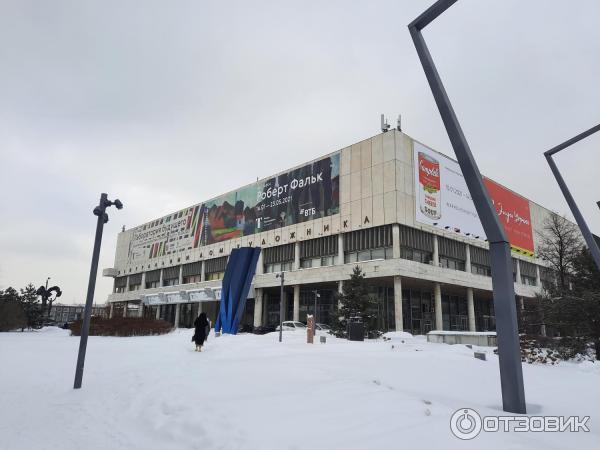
[1,328,599,450]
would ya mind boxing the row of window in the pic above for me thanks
[472,264,492,277]
[400,247,432,264]
[300,255,338,268]
[264,262,293,273]
[440,256,466,271]
[344,247,393,264]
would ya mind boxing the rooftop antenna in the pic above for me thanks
[122,225,125,232]
[397,114,402,132]
[380,114,390,132]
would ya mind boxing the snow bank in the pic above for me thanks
[1,327,598,450]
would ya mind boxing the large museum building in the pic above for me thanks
[104,129,561,335]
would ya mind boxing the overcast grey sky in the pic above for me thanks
[1,0,599,304]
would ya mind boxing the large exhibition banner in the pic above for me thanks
[482,177,534,256]
[413,142,534,256]
[127,153,340,261]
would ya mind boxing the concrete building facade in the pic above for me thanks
[104,130,559,334]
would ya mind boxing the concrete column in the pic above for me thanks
[138,301,144,318]
[200,260,206,282]
[125,276,130,292]
[159,269,164,287]
[174,303,180,328]
[535,265,541,287]
[393,276,403,332]
[392,224,401,259]
[122,301,128,318]
[293,285,300,321]
[155,306,160,320]
[178,265,183,285]
[337,233,344,264]
[253,288,263,327]
[294,241,300,270]
[141,272,146,290]
[434,283,442,330]
[515,258,521,284]
[467,287,476,332]
[256,251,264,274]
[465,244,471,274]
[433,235,439,266]
[109,303,114,319]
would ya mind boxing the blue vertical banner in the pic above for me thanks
[215,247,261,334]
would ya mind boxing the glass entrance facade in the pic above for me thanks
[441,294,468,331]
[402,289,435,335]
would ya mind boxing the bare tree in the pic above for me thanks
[537,214,583,292]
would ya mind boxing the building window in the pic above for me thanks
[206,272,224,281]
[521,275,537,286]
[344,247,392,264]
[128,283,141,291]
[145,280,159,289]
[440,256,465,271]
[115,286,125,293]
[471,263,491,277]
[264,261,293,273]
[300,255,338,269]
[400,247,432,264]
[183,274,202,284]
[163,278,179,287]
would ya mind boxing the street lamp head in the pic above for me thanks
[113,199,123,210]
[597,201,600,211]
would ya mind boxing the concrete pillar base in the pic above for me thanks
[467,287,476,332]
[293,285,300,322]
[393,276,403,332]
[174,303,180,328]
[253,289,263,328]
[434,283,442,330]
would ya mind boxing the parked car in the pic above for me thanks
[315,323,331,331]
[275,321,307,331]
[252,325,276,335]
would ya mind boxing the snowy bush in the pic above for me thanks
[494,335,596,364]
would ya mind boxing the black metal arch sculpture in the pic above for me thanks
[409,0,526,413]
[36,285,62,318]
[544,124,600,271]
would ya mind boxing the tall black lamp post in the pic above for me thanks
[74,193,122,389]
[409,0,526,413]
[544,124,600,271]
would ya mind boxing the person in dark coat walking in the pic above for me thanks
[192,312,209,352]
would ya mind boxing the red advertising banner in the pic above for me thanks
[483,178,534,256]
